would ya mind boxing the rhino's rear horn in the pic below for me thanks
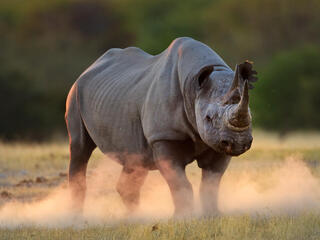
[238,80,249,115]
[229,64,240,92]
[222,65,241,105]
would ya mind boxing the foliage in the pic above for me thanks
[0,0,320,139]
[0,0,132,140]
[201,0,320,64]
[113,0,212,54]
[251,46,320,132]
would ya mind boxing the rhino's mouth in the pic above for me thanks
[225,147,250,156]
[218,141,251,156]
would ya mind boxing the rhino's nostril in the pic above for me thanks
[220,140,229,147]
[220,140,233,153]
[243,141,252,151]
[205,115,211,121]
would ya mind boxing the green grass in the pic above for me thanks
[0,131,320,239]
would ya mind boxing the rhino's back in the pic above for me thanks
[76,47,156,156]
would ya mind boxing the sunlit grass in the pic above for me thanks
[1,214,320,240]
[0,131,320,239]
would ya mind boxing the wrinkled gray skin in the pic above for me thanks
[65,37,257,216]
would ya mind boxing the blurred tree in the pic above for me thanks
[0,0,134,140]
[0,0,319,139]
[0,66,45,139]
[202,0,320,66]
[114,0,212,54]
[251,45,320,133]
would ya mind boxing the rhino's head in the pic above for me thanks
[194,61,257,156]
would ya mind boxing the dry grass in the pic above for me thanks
[0,131,320,239]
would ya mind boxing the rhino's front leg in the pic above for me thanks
[197,150,231,215]
[200,170,223,215]
[152,140,195,217]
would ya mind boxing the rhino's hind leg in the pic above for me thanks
[116,166,148,214]
[65,86,96,212]
[67,124,96,212]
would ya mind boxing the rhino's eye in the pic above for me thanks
[224,89,241,105]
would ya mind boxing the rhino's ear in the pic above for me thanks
[197,65,214,88]
[238,60,258,89]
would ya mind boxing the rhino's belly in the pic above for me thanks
[82,108,155,168]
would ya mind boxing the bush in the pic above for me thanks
[251,46,320,133]
[0,0,134,140]
[0,67,45,139]
[1,0,320,139]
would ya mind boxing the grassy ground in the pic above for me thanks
[1,214,320,240]
[0,131,320,239]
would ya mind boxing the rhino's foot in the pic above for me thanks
[201,207,221,217]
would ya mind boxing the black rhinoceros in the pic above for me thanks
[65,37,257,216]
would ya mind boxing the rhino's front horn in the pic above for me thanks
[225,80,251,131]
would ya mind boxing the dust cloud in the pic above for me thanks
[0,156,319,228]
[219,157,320,214]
